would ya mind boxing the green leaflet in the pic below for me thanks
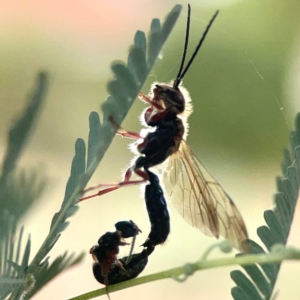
[230,113,300,300]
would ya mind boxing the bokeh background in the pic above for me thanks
[1,0,300,299]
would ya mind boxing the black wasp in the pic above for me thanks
[90,220,146,299]
[82,5,248,252]
[90,221,141,286]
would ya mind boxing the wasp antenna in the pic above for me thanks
[174,4,191,88]
[177,10,219,84]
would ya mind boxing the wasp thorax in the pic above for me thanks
[153,84,185,114]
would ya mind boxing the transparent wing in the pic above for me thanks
[162,141,248,251]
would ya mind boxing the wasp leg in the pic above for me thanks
[138,92,164,110]
[109,116,143,140]
[79,186,121,202]
[79,167,149,201]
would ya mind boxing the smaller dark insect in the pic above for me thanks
[142,168,170,248]
[92,244,154,286]
[90,221,141,287]
[90,221,150,300]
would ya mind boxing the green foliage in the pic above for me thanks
[1,3,299,300]
[230,114,300,300]
[0,73,48,222]
[23,251,85,300]
[68,4,300,300]
[102,4,182,134]
[0,73,87,299]
[0,5,182,300]
[0,211,28,299]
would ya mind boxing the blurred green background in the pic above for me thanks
[1,0,300,299]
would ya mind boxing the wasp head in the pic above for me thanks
[153,84,185,115]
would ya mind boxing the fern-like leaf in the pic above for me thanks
[0,72,48,220]
[27,138,86,275]
[22,251,84,300]
[230,113,300,299]
[24,5,182,295]
[101,4,182,149]
[0,210,30,299]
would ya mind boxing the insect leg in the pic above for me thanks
[78,169,148,201]
[109,116,143,139]
[138,92,164,110]
[79,186,121,202]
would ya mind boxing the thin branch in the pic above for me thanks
[68,245,300,300]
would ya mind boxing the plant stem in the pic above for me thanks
[68,246,300,300]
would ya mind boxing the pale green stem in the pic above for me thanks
[68,246,300,300]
